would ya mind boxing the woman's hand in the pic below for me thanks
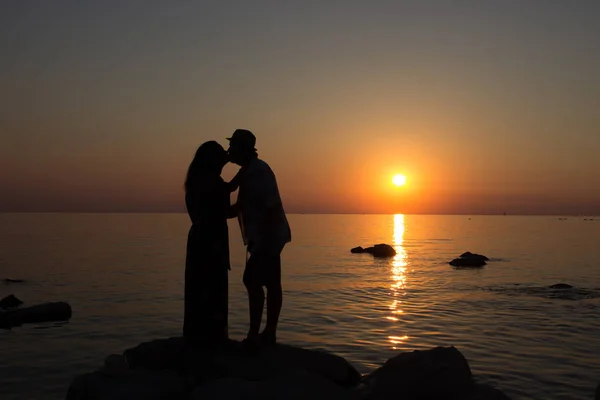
[227,203,239,219]
[227,168,245,192]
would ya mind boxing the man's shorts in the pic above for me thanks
[243,243,284,287]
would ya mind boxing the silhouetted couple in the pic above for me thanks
[183,129,291,354]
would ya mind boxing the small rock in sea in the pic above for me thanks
[0,294,23,310]
[351,244,396,258]
[4,278,25,284]
[549,283,573,289]
[449,252,489,268]
[449,258,486,268]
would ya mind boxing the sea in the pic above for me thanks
[1,213,599,400]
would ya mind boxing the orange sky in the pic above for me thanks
[1,2,599,215]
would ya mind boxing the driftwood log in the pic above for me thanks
[0,301,72,329]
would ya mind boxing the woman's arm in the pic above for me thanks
[226,167,244,193]
[226,202,239,219]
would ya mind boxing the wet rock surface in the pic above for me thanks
[351,244,396,258]
[66,338,513,400]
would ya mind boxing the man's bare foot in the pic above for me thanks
[259,330,277,346]
[241,335,261,356]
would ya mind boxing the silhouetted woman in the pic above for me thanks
[184,141,237,348]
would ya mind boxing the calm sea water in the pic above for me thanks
[1,213,599,400]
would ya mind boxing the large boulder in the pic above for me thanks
[351,244,396,258]
[67,340,514,400]
[122,338,361,387]
[211,342,362,387]
[124,337,186,371]
[0,294,23,310]
[65,369,186,400]
[467,383,512,399]
[69,339,362,399]
[191,369,356,400]
[362,346,474,399]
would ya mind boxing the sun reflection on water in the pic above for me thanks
[389,214,408,348]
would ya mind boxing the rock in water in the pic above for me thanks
[4,278,25,284]
[460,252,489,261]
[0,294,23,310]
[449,258,487,268]
[351,244,396,258]
[449,252,489,268]
[0,301,71,329]
[363,346,473,399]
[370,244,396,258]
[549,283,573,289]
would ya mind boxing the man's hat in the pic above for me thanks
[227,129,256,149]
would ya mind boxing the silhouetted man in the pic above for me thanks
[227,129,291,350]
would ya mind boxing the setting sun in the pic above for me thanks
[392,174,407,187]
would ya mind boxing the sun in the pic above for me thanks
[392,174,407,187]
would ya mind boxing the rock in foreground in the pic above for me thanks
[362,346,472,399]
[123,338,361,387]
[351,244,396,258]
[66,338,512,400]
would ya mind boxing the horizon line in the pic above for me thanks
[0,211,598,217]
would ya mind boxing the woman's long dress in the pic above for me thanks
[183,174,230,346]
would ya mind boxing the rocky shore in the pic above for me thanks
[66,337,513,400]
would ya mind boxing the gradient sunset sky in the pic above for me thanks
[1,1,599,215]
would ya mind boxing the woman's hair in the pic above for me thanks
[185,141,226,192]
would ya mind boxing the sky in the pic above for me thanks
[1,0,599,215]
